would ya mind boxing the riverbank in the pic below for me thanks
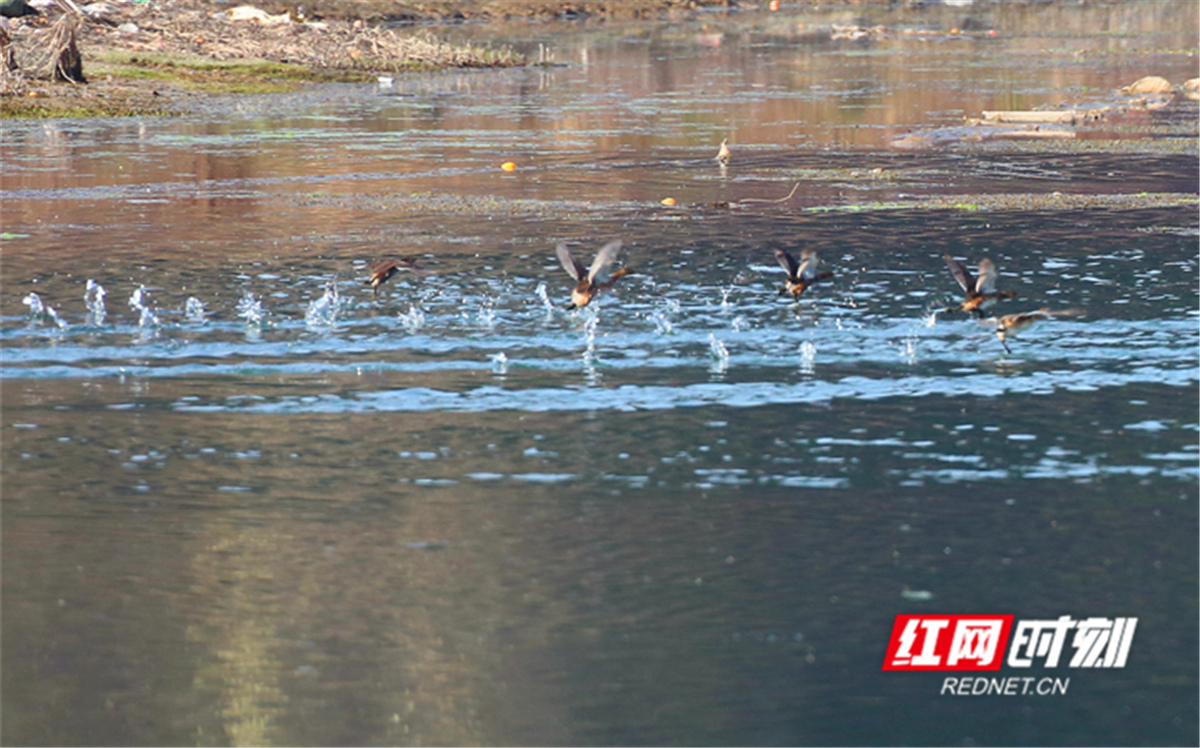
[0,0,751,117]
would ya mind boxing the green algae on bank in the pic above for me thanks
[94,50,377,91]
[0,80,179,118]
[810,191,1200,213]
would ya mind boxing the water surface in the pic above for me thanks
[3,2,1198,745]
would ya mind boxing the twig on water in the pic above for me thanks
[734,182,802,205]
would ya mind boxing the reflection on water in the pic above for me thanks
[2,1,1198,746]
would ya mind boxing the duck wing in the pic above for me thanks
[975,259,999,294]
[775,248,800,280]
[586,240,623,283]
[556,243,587,282]
[943,254,975,294]
[797,249,821,280]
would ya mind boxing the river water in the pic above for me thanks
[3,1,1198,745]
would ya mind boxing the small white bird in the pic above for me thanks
[715,138,731,165]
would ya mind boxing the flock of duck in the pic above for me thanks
[367,239,1078,355]
[360,140,1082,356]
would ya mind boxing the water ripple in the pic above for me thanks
[170,367,1197,415]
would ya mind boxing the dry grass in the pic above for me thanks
[32,14,86,83]
[0,27,21,95]
[1,0,525,105]
[80,3,525,72]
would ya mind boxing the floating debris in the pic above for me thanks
[733,182,801,207]
[979,109,1088,125]
[1121,75,1173,95]
[962,75,1187,142]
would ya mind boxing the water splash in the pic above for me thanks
[84,280,107,326]
[799,340,817,376]
[650,308,674,335]
[534,282,554,312]
[900,332,920,363]
[22,292,67,329]
[582,312,601,385]
[128,286,160,328]
[709,333,730,376]
[22,292,45,317]
[720,286,734,309]
[185,297,208,323]
[304,282,342,328]
[921,308,941,328]
[236,291,266,326]
[476,299,498,329]
[398,304,425,333]
[491,351,509,375]
[583,312,599,343]
[417,287,442,307]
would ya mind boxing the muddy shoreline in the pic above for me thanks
[1,0,762,117]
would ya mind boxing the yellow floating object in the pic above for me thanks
[660,197,676,206]
[501,161,517,171]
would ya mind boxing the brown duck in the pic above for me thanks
[365,257,420,297]
[556,240,630,310]
[775,248,833,299]
[943,254,1016,317]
